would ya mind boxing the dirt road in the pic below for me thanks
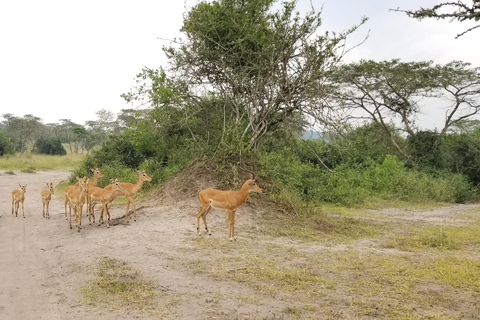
[0,171,70,319]
[0,170,283,320]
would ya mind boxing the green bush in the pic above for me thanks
[0,130,15,156]
[33,137,67,155]
[440,130,480,185]
[317,156,470,205]
[260,151,475,207]
[93,135,148,169]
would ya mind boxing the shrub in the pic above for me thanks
[93,135,147,169]
[0,130,15,156]
[260,151,476,207]
[33,137,67,155]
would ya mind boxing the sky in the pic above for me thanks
[0,0,478,129]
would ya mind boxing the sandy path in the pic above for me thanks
[0,170,269,320]
[0,171,70,319]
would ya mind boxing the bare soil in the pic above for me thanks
[1,170,479,320]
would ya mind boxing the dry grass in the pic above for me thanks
[81,257,183,318]
[81,258,158,311]
[173,203,480,319]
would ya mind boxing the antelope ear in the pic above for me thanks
[91,168,95,172]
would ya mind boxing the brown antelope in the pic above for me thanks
[12,184,27,218]
[64,176,83,219]
[65,168,104,219]
[101,169,152,223]
[88,178,124,228]
[67,178,89,232]
[41,183,55,219]
[195,167,262,241]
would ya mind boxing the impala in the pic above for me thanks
[12,184,27,218]
[64,168,104,219]
[67,177,89,232]
[41,183,55,219]
[101,169,152,223]
[196,175,262,241]
[64,176,83,219]
[88,178,124,227]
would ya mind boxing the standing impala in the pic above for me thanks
[101,169,152,223]
[196,171,262,241]
[12,184,27,218]
[67,177,89,232]
[65,168,104,219]
[41,183,55,219]
[64,176,83,219]
[88,178,124,227]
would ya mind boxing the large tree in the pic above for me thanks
[160,0,366,149]
[57,119,82,154]
[331,59,480,158]
[1,114,45,153]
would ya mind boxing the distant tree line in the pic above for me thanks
[0,108,141,156]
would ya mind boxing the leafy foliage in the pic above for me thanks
[32,137,67,155]
[0,130,15,156]
[93,134,149,169]
[1,114,45,153]
[405,130,442,170]
[331,59,480,161]
[164,0,367,149]
[440,127,480,185]
[261,149,473,206]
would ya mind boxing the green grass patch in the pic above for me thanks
[81,257,157,311]
[268,207,381,242]
[388,225,480,251]
[423,256,480,291]
[0,153,83,171]
[223,255,330,292]
[318,250,478,319]
[326,247,480,293]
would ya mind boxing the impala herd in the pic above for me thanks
[9,166,262,240]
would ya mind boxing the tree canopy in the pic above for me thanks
[330,59,480,159]
[392,1,480,38]
[161,0,367,149]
